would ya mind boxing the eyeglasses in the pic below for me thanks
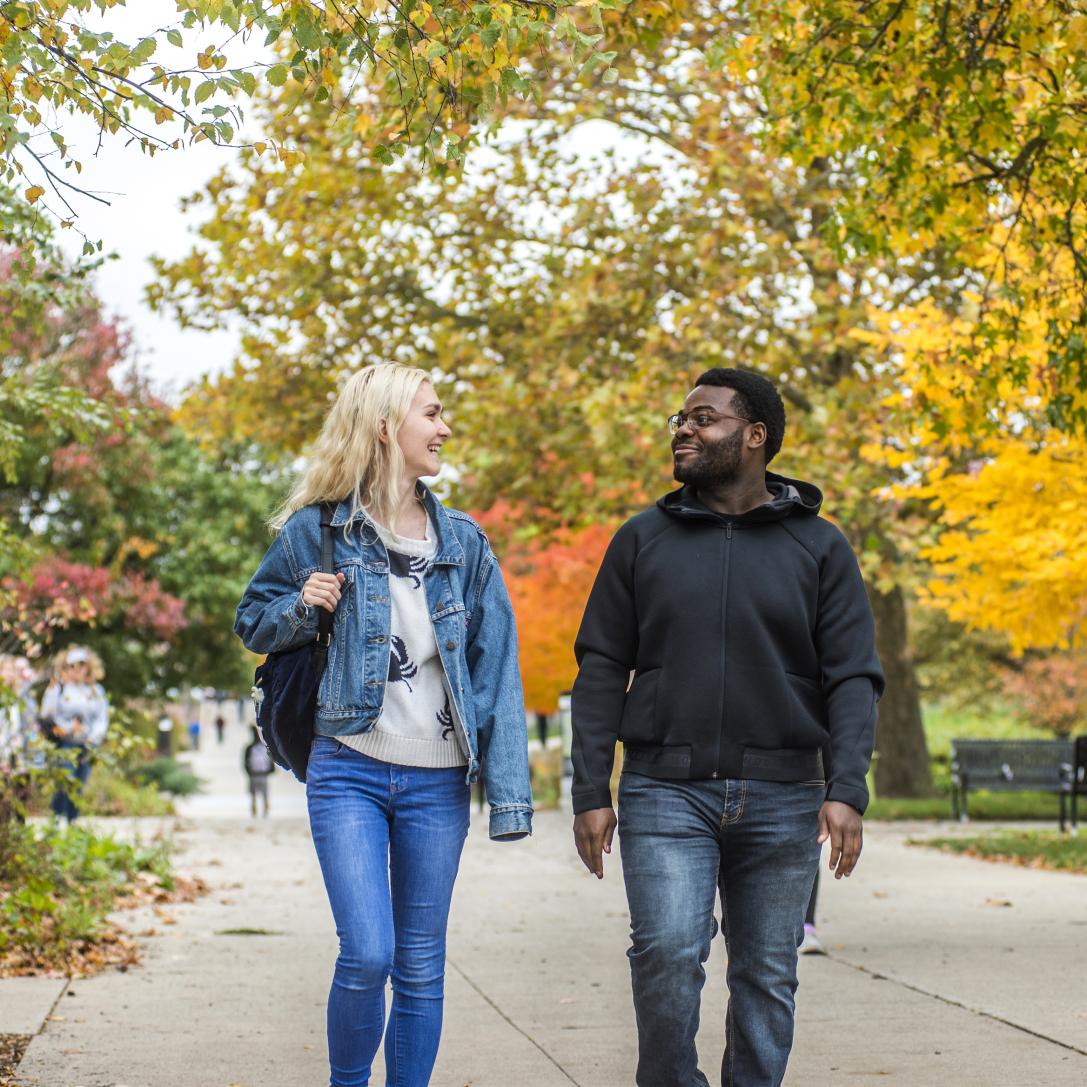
[667,410,751,435]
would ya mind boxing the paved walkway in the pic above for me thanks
[7,716,1087,1085]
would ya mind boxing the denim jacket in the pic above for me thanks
[235,487,533,840]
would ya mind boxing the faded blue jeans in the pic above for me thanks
[49,740,91,822]
[618,772,822,1087]
[306,737,470,1087]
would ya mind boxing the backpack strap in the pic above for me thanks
[315,502,336,653]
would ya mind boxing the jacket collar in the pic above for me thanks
[329,485,465,567]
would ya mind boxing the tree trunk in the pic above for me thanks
[867,582,933,797]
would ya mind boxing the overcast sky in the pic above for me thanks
[51,1,266,404]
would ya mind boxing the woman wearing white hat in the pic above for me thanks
[39,645,110,822]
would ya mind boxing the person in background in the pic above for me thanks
[156,714,174,758]
[188,719,201,751]
[0,655,38,821]
[243,725,275,818]
[39,646,110,823]
[799,870,826,955]
[215,714,226,745]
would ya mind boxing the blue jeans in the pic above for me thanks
[306,737,470,1087]
[50,741,91,822]
[618,773,822,1087]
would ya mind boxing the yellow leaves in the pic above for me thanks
[408,2,433,28]
[1065,15,1087,50]
[25,185,44,204]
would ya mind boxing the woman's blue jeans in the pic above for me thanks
[50,741,91,822]
[618,772,822,1087]
[306,736,470,1087]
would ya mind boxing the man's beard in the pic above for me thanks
[673,427,745,488]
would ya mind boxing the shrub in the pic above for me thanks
[82,763,173,817]
[1002,651,1087,736]
[0,820,173,972]
[135,757,203,796]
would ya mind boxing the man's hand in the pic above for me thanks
[573,807,617,879]
[818,800,863,879]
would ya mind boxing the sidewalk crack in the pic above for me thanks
[447,959,583,1086]
[828,955,1087,1057]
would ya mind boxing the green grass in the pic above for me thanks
[914,830,1087,874]
[867,791,1068,821]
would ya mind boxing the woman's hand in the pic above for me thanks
[302,571,346,614]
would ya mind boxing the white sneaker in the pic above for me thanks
[799,924,826,955]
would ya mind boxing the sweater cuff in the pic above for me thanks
[825,780,869,816]
[572,784,614,815]
[489,804,533,841]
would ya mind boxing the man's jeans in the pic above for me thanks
[618,772,822,1087]
[307,737,470,1087]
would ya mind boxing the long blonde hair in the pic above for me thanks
[53,645,105,683]
[271,364,430,532]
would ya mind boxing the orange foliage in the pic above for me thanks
[475,507,613,712]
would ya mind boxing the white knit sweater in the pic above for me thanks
[337,515,467,768]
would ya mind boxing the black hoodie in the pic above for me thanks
[571,472,884,815]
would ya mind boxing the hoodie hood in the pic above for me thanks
[657,471,823,524]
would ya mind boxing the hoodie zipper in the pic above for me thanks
[715,520,734,779]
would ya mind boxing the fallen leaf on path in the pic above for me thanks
[984,897,1013,908]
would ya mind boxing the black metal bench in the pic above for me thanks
[950,739,1078,831]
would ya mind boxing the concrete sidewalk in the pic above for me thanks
[9,718,1087,1085]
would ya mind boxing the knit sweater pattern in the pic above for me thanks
[337,515,468,768]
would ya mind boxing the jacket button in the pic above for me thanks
[446,640,456,650]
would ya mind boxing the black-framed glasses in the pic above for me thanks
[667,409,751,435]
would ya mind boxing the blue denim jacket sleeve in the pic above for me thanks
[466,544,534,841]
[235,522,317,655]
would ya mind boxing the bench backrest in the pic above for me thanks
[951,739,1074,787]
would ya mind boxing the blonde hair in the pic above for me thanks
[55,646,105,683]
[271,364,431,532]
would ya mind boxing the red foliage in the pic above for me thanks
[3,558,187,647]
[118,574,188,639]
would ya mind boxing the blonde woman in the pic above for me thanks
[39,645,109,822]
[236,364,532,1087]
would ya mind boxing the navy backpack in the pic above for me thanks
[251,502,335,783]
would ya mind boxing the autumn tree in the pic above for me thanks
[1,230,280,696]
[1,0,636,257]
[721,2,1087,653]
[151,18,974,795]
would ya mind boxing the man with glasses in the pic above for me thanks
[571,368,883,1086]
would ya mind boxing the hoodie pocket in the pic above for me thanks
[618,669,660,743]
